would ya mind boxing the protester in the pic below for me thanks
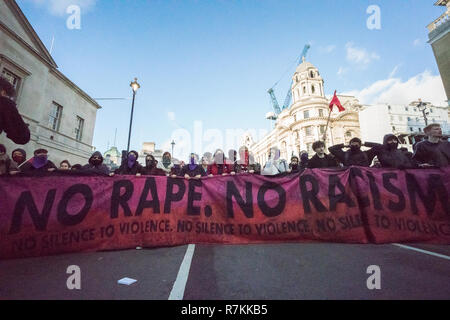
[81,151,111,175]
[237,146,255,173]
[262,147,288,175]
[200,157,209,176]
[59,160,71,170]
[299,151,309,169]
[116,150,143,175]
[0,144,20,176]
[20,149,57,173]
[208,149,232,176]
[307,141,339,169]
[412,123,450,167]
[0,77,30,145]
[248,152,261,174]
[11,148,27,166]
[289,156,300,173]
[170,158,183,178]
[142,154,166,176]
[369,134,417,169]
[181,153,203,178]
[71,164,82,171]
[158,151,174,174]
[227,149,238,175]
[328,138,377,167]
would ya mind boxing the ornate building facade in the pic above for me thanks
[243,59,362,166]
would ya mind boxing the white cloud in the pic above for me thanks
[168,111,176,121]
[343,71,447,106]
[29,0,97,16]
[345,42,380,67]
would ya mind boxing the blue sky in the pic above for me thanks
[17,0,447,158]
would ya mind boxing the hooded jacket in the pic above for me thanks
[328,143,377,167]
[82,151,110,175]
[0,96,30,145]
[375,134,417,169]
[142,157,166,176]
[116,151,143,175]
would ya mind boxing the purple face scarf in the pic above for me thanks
[127,154,137,169]
[189,156,197,171]
[32,155,48,169]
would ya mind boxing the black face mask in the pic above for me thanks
[387,142,398,150]
[350,145,360,152]
[92,159,102,166]
[146,159,157,168]
[291,164,299,170]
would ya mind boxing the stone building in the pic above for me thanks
[0,0,101,166]
[243,59,362,165]
[428,0,450,105]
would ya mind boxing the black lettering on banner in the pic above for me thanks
[135,178,160,215]
[164,178,186,213]
[111,180,134,219]
[349,168,370,208]
[257,182,286,218]
[57,184,93,226]
[299,174,327,214]
[382,172,405,212]
[367,171,383,210]
[406,173,449,217]
[328,174,356,211]
[226,181,253,218]
[8,189,56,234]
[187,179,202,216]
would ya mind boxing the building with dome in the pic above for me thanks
[243,59,363,166]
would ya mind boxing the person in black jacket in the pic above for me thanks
[0,77,30,145]
[116,150,143,175]
[11,148,27,166]
[142,154,166,176]
[181,153,203,178]
[412,123,450,167]
[328,138,377,167]
[20,149,57,173]
[82,151,111,175]
[289,156,300,173]
[308,141,339,169]
[0,144,20,175]
[370,134,417,169]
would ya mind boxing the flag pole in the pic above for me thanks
[322,109,332,142]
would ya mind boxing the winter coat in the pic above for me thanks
[412,140,450,167]
[372,134,417,169]
[307,154,339,169]
[0,96,30,144]
[81,151,110,175]
[328,143,377,167]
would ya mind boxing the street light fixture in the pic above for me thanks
[171,140,175,157]
[417,98,428,127]
[126,78,140,154]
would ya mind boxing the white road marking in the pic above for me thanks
[392,243,450,261]
[168,244,196,300]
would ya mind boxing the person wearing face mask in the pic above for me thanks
[0,144,20,176]
[158,151,174,174]
[11,148,27,167]
[20,149,57,174]
[181,153,203,179]
[142,154,166,176]
[116,150,143,175]
[308,141,339,169]
[208,149,231,176]
[262,147,288,176]
[299,151,309,169]
[237,146,255,174]
[371,134,417,169]
[82,151,111,175]
[0,77,30,145]
[328,138,378,167]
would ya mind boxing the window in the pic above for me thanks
[303,110,310,119]
[310,71,314,78]
[405,107,409,111]
[410,127,413,132]
[1,69,21,101]
[319,125,326,134]
[305,126,313,136]
[388,105,391,110]
[345,131,352,138]
[407,117,411,121]
[319,109,324,117]
[418,127,422,132]
[75,116,84,141]
[414,108,417,112]
[311,85,315,94]
[392,126,396,131]
[303,86,306,94]
[49,102,63,131]
[430,108,433,113]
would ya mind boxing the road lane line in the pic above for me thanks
[392,243,450,261]
[168,244,196,300]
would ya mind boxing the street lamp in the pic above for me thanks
[126,78,140,154]
[417,98,428,127]
[171,140,175,157]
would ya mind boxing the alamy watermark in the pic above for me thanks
[367,5,381,30]
[66,265,81,290]
[66,5,81,30]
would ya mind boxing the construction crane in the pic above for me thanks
[267,44,310,117]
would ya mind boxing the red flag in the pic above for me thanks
[329,90,345,112]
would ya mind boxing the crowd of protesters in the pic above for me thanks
[0,122,449,178]
[1,76,449,178]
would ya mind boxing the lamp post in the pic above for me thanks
[171,140,175,157]
[417,98,428,127]
[127,78,140,154]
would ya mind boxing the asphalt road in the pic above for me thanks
[0,243,449,300]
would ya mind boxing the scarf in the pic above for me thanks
[127,154,136,169]
[32,155,48,169]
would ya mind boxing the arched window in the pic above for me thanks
[310,71,314,78]
[345,131,352,138]
[311,85,315,94]
[303,86,306,94]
